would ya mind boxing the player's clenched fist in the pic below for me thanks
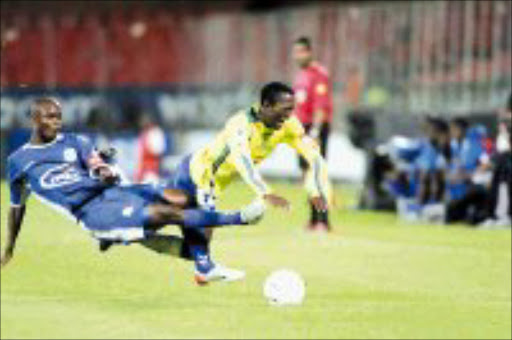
[263,194,291,210]
[97,166,118,185]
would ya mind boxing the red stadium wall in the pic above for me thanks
[1,1,511,113]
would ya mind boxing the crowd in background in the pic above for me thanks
[2,1,511,117]
[367,94,511,228]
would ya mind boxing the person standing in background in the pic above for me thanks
[480,93,512,228]
[135,113,167,184]
[292,36,333,232]
[343,65,363,111]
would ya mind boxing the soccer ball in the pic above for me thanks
[263,269,306,306]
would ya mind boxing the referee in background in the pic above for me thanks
[292,36,334,232]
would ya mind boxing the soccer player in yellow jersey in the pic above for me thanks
[188,81,330,211]
[168,82,332,284]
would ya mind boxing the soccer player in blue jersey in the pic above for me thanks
[0,97,265,284]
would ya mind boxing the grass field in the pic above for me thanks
[0,180,511,339]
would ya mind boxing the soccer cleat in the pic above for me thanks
[478,218,496,229]
[478,217,511,230]
[98,239,115,252]
[313,222,331,233]
[306,222,331,233]
[240,199,266,224]
[316,222,331,232]
[494,217,512,228]
[194,264,246,285]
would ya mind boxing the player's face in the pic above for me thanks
[293,44,312,68]
[438,131,449,146]
[449,123,463,140]
[33,103,63,141]
[262,93,295,129]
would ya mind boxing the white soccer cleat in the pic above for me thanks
[478,217,511,230]
[194,264,246,285]
[240,199,266,224]
[494,217,512,228]
[421,203,446,224]
[478,218,497,229]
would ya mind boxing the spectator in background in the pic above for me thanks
[416,118,449,205]
[135,113,167,184]
[343,65,363,110]
[445,118,491,224]
[413,118,451,222]
[480,93,512,228]
[378,135,423,220]
[292,36,333,232]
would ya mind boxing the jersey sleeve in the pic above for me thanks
[74,134,109,176]
[225,115,272,197]
[284,117,332,203]
[311,72,331,113]
[74,135,97,165]
[416,143,442,172]
[7,156,31,207]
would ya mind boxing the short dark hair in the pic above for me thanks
[30,97,61,116]
[433,118,449,133]
[260,82,294,106]
[451,117,469,130]
[294,36,312,50]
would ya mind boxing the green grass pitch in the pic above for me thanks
[1,180,511,339]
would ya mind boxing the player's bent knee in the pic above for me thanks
[162,189,191,208]
[147,204,184,225]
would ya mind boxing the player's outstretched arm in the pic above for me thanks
[225,118,289,210]
[1,206,26,268]
[286,120,332,210]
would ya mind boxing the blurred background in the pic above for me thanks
[0,0,511,211]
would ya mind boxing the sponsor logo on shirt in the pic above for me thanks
[63,148,78,163]
[40,164,82,189]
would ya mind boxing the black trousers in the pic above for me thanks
[486,151,512,219]
[446,183,489,225]
[298,122,331,224]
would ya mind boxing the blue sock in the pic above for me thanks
[190,244,214,274]
[183,209,243,228]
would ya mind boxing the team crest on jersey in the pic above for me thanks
[40,164,81,189]
[63,148,78,163]
[295,90,307,104]
[122,206,134,217]
[316,83,327,95]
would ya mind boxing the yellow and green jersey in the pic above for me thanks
[189,104,332,203]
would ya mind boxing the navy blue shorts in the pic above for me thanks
[76,156,210,242]
[75,184,167,242]
[169,155,216,211]
[168,155,198,200]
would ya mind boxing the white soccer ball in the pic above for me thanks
[263,269,306,306]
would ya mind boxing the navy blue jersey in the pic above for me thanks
[415,138,447,173]
[7,133,110,214]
